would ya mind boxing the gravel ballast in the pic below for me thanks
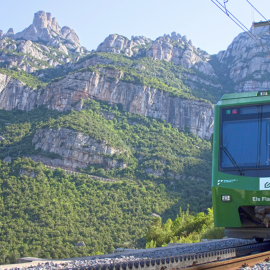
[0,238,257,270]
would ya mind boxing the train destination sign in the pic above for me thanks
[252,197,270,202]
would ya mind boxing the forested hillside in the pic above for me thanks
[0,101,212,212]
[0,158,177,263]
[1,9,269,262]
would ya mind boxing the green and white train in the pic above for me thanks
[212,91,270,241]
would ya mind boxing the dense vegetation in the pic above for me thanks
[0,38,218,264]
[145,208,225,248]
[0,158,178,263]
[0,100,212,213]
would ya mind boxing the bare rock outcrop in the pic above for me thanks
[0,37,72,72]
[97,34,151,57]
[41,70,214,139]
[96,33,215,77]
[0,73,39,111]
[216,24,270,92]
[0,70,214,139]
[32,128,127,170]
[146,33,216,77]
[14,11,80,48]
[6,28,14,36]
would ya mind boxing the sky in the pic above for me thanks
[1,0,269,55]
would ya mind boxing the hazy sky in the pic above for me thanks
[1,0,269,54]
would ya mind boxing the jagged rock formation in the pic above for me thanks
[32,128,127,170]
[0,70,214,139]
[216,24,270,92]
[0,11,89,73]
[14,11,80,49]
[146,33,216,77]
[96,33,215,77]
[97,34,152,57]
[0,38,72,72]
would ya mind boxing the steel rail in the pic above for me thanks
[186,250,270,270]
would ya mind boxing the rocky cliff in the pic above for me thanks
[0,73,39,111]
[146,33,216,77]
[32,128,127,170]
[215,24,270,92]
[0,69,214,139]
[97,34,152,57]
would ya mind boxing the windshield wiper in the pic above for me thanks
[221,146,244,176]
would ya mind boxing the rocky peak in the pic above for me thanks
[32,11,61,33]
[96,32,216,77]
[171,31,181,40]
[6,28,14,36]
[13,10,81,50]
[146,32,216,77]
[0,28,15,39]
[215,23,270,92]
[97,34,151,57]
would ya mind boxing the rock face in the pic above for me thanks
[97,32,215,77]
[32,128,127,170]
[40,69,214,139]
[146,33,216,77]
[216,24,270,92]
[14,11,80,49]
[0,37,73,72]
[97,34,151,57]
[0,73,39,111]
[0,11,90,74]
[6,28,14,36]
[0,70,214,139]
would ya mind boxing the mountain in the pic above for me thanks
[210,25,270,93]
[0,10,269,262]
[0,10,88,74]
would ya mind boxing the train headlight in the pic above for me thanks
[221,195,231,202]
[259,91,268,96]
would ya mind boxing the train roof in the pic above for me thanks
[217,91,270,106]
[221,91,261,100]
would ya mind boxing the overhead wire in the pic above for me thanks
[211,0,270,55]
[211,1,262,44]
[216,0,253,32]
[215,0,269,50]
[223,0,229,16]
[245,0,268,22]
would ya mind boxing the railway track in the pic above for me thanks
[6,240,270,270]
[59,241,270,270]
[186,250,270,270]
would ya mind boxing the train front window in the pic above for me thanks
[220,105,270,170]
